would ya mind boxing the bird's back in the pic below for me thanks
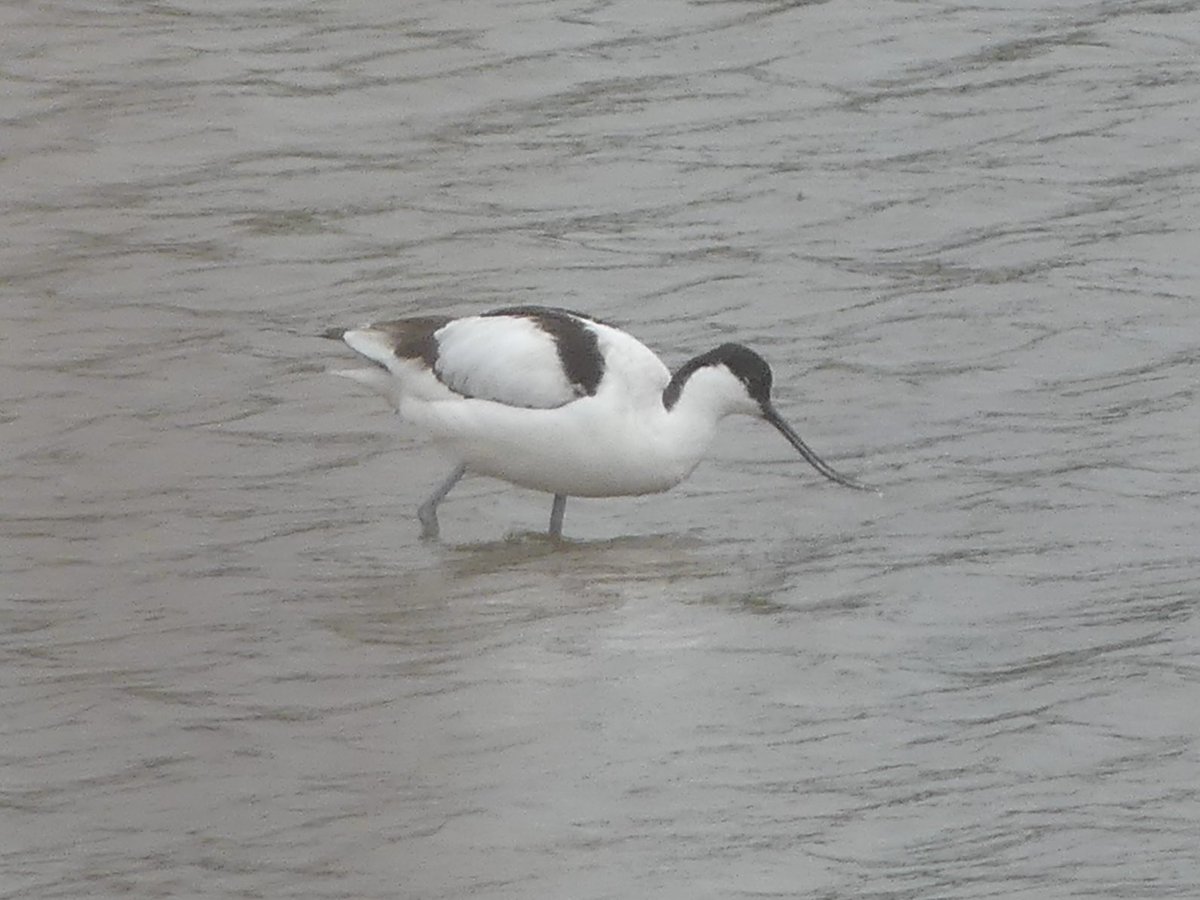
[337,306,670,412]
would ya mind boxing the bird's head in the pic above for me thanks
[664,343,870,491]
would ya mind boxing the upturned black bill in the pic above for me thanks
[763,405,872,491]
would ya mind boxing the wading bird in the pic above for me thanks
[326,306,869,540]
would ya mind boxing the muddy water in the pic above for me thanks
[3,2,1199,898]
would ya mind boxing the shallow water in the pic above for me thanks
[3,1,1200,897]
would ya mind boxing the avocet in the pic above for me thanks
[327,306,869,539]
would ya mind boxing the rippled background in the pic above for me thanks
[4,1,1199,897]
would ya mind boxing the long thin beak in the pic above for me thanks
[762,404,872,491]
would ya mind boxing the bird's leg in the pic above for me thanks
[418,464,466,540]
[548,494,567,540]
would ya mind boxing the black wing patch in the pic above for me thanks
[482,306,606,398]
[352,316,452,370]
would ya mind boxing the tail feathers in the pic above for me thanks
[343,328,406,371]
[330,367,399,407]
[326,318,451,408]
[325,324,397,369]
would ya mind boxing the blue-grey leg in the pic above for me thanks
[549,494,567,540]
[418,463,466,540]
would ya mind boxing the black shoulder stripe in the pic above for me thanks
[482,306,605,397]
[363,316,452,370]
[484,305,615,329]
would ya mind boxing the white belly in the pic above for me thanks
[401,395,706,497]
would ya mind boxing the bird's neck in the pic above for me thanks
[657,372,732,463]
[662,365,749,422]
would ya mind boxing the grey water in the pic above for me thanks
[3,1,1199,898]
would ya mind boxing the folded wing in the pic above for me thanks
[341,307,608,410]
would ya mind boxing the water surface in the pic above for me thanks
[3,1,1199,898]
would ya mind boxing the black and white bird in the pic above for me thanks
[326,306,869,540]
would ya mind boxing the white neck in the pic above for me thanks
[654,366,759,476]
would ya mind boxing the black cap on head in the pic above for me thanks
[663,342,873,492]
[710,343,773,405]
[663,342,773,409]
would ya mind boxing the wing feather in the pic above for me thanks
[434,314,585,408]
[337,308,609,410]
